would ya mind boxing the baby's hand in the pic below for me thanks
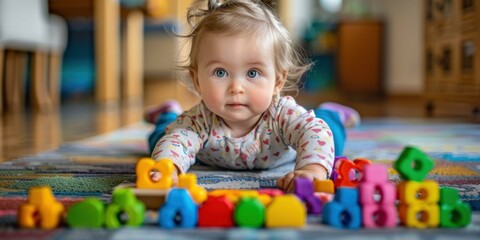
[276,164,328,192]
[149,166,179,186]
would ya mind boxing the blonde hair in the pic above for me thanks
[178,0,310,96]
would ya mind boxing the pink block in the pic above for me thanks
[361,204,397,228]
[359,181,396,204]
[361,164,388,183]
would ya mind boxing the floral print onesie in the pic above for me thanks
[151,96,335,176]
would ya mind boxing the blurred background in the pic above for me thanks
[0,0,479,161]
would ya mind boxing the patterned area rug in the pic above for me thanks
[0,118,479,238]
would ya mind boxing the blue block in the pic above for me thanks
[322,188,361,229]
[158,188,198,228]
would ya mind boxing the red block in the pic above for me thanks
[198,196,234,227]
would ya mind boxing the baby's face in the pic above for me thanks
[191,32,283,131]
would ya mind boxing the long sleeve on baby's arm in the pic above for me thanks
[151,107,208,173]
[275,97,335,176]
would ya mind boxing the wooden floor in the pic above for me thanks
[1,79,478,162]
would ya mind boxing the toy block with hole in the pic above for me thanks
[234,197,265,228]
[322,187,361,229]
[359,164,396,205]
[136,157,174,189]
[18,186,65,229]
[358,164,397,228]
[439,187,471,228]
[331,156,348,180]
[178,173,207,204]
[313,179,335,194]
[105,188,146,229]
[198,196,235,227]
[334,158,371,188]
[398,203,439,228]
[394,146,434,181]
[294,178,322,214]
[397,180,439,228]
[397,180,439,205]
[67,198,105,228]
[265,194,306,228]
[159,188,198,228]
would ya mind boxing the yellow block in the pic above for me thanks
[18,187,64,229]
[398,203,440,228]
[265,194,306,228]
[397,180,439,204]
[313,179,335,193]
[178,173,207,204]
[136,158,174,189]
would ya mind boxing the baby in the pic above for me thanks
[145,0,360,192]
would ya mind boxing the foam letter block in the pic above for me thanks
[136,157,174,189]
[334,158,371,188]
[159,188,198,228]
[18,186,64,229]
[397,181,439,228]
[331,156,349,180]
[67,198,105,228]
[105,188,145,228]
[265,194,306,228]
[178,173,207,204]
[439,187,471,228]
[234,197,265,228]
[394,146,434,181]
[322,188,361,229]
[294,178,322,214]
[198,196,235,227]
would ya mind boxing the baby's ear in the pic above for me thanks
[274,71,287,94]
[189,67,200,92]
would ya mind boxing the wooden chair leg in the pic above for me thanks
[123,9,144,105]
[48,52,62,107]
[5,51,26,113]
[31,51,52,112]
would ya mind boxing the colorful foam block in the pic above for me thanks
[358,164,397,228]
[178,173,207,204]
[331,156,348,180]
[18,186,64,229]
[361,204,397,228]
[265,194,306,228]
[159,188,198,228]
[397,180,439,228]
[397,181,439,204]
[313,179,335,194]
[234,197,265,228]
[198,196,235,227]
[294,178,322,214]
[105,188,145,228]
[136,157,174,189]
[394,146,434,181]
[439,187,471,228]
[359,164,396,204]
[322,188,361,229]
[67,198,105,228]
[398,203,439,228]
[334,158,371,188]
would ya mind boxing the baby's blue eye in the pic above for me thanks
[214,68,227,78]
[247,70,259,78]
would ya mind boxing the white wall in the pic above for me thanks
[382,0,424,94]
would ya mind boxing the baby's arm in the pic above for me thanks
[276,163,328,192]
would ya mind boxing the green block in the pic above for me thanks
[234,197,265,228]
[66,198,105,228]
[394,146,434,181]
[439,188,472,228]
[105,188,146,229]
